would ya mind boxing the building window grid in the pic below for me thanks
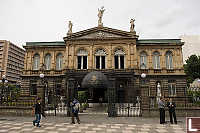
[30,83,37,96]
[95,49,106,69]
[44,54,51,70]
[168,83,176,96]
[166,51,173,69]
[140,52,147,69]
[56,53,63,70]
[33,54,40,70]
[114,49,125,69]
[153,52,160,69]
[77,49,88,69]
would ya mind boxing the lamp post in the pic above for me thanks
[39,73,46,109]
[140,73,146,112]
[141,73,146,79]
[1,75,7,104]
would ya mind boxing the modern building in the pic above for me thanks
[180,35,200,63]
[21,10,187,116]
[0,40,25,84]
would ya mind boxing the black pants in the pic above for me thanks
[169,111,177,124]
[159,108,165,124]
[71,112,80,124]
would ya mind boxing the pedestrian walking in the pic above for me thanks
[70,98,80,124]
[158,97,165,124]
[167,98,177,124]
[32,98,45,127]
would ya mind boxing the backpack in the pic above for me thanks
[73,102,80,111]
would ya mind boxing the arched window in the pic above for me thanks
[95,49,106,69]
[114,49,125,69]
[77,49,88,69]
[33,54,40,70]
[44,53,51,70]
[153,51,160,69]
[56,53,63,70]
[166,51,173,69]
[140,51,147,69]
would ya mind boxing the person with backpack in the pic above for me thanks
[70,98,80,124]
[32,97,46,127]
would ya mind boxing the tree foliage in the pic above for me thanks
[0,83,20,102]
[184,54,200,85]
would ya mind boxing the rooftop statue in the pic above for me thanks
[67,21,73,35]
[130,19,135,32]
[98,6,105,27]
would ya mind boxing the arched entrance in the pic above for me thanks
[81,71,108,103]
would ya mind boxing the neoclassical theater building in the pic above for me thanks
[21,10,186,109]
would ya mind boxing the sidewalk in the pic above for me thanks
[0,114,186,133]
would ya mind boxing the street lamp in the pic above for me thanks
[39,73,46,108]
[141,73,146,79]
[140,73,146,111]
[1,75,7,104]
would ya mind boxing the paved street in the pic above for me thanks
[0,114,186,133]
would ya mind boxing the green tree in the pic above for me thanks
[0,83,20,102]
[184,54,200,85]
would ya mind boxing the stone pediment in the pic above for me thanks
[64,26,138,40]
[77,31,122,39]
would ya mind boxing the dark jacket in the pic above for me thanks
[167,102,176,112]
[34,103,42,114]
[70,99,79,113]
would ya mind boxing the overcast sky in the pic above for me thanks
[0,0,199,48]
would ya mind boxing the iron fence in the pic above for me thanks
[149,96,200,109]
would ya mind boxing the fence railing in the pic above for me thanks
[149,96,200,109]
[116,103,141,117]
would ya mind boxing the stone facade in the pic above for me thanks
[22,24,186,110]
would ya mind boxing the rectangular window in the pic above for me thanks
[120,56,124,69]
[56,84,61,95]
[101,56,105,69]
[168,83,176,96]
[83,56,87,69]
[77,56,81,69]
[30,83,37,95]
[115,56,118,69]
[96,56,100,69]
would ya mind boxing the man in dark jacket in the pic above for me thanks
[167,98,177,124]
[32,98,43,127]
[70,98,80,124]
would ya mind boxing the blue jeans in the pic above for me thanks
[33,114,41,126]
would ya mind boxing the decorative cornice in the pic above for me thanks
[64,26,138,41]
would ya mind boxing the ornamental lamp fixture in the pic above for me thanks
[40,73,44,79]
[2,75,6,79]
[141,73,146,79]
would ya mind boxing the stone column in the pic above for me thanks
[133,44,137,69]
[65,44,69,68]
